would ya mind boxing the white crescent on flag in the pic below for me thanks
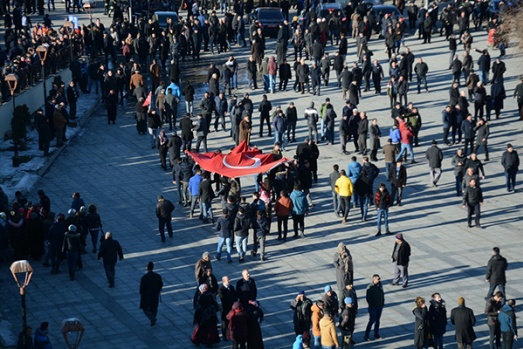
[222,155,262,169]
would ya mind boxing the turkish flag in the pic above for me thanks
[185,141,289,178]
[142,92,152,107]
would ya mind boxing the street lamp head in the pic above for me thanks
[36,45,48,62]
[10,260,33,289]
[61,318,85,349]
[5,74,19,95]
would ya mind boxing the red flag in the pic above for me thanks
[142,92,151,107]
[185,141,289,178]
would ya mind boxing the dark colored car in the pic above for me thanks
[251,7,285,38]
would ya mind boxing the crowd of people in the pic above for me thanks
[1,0,522,346]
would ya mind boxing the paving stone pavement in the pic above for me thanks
[1,26,523,349]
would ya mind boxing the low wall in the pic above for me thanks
[0,69,72,138]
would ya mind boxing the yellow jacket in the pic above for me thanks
[335,175,354,197]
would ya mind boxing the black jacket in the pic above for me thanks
[156,199,174,218]
[486,253,508,284]
[97,237,124,265]
[426,145,443,168]
[365,281,384,308]
[463,185,483,205]
[391,240,411,266]
[501,150,519,171]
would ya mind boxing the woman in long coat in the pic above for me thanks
[413,296,429,349]
[191,284,220,346]
[333,242,354,294]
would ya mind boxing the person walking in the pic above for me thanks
[139,261,163,327]
[426,140,444,187]
[452,149,467,197]
[473,118,490,161]
[414,58,429,93]
[501,144,520,192]
[290,290,313,336]
[485,247,508,300]
[275,189,292,241]
[335,170,354,224]
[498,299,518,349]
[485,291,504,349]
[513,77,523,120]
[391,233,411,288]
[375,183,392,236]
[333,243,354,295]
[33,322,52,349]
[156,195,175,242]
[389,160,408,206]
[195,114,208,153]
[451,297,477,349]
[413,297,429,349]
[462,178,484,228]
[97,231,124,288]
[63,224,82,281]
[304,102,319,143]
[429,293,448,349]
[258,94,273,137]
[364,274,384,342]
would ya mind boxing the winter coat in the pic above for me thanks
[498,303,518,335]
[140,271,163,310]
[463,185,483,206]
[391,240,411,266]
[501,150,519,171]
[426,145,443,168]
[290,296,313,335]
[366,281,384,308]
[226,304,249,342]
[289,190,308,215]
[485,253,508,284]
[450,305,476,344]
[311,303,323,337]
[319,315,339,347]
[233,212,251,237]
[429,299,448,336]
[413,306,429,348]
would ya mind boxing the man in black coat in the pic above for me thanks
[290,290,313,336]
[462,178,484,228]
[485,247,508,300]
[97,232,124,288]
[451,297,476,349]
[391,233,411,288]
[140,261,163,326]
[156,195,175,242]
[236,269,257,309]
[198,172,215,224]
[501,143,520,192]
[218,276,237,338]
[66,80,78,119]
[180,113,194,152]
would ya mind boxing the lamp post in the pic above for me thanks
[5,74,20,166]
[10,260,34,347]
[61,318,85,349]
[83,3,96,58]
[36,45,48,104]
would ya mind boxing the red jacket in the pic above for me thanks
[398,120,414,144]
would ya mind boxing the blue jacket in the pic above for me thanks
[167,82,181,98]
[290,190,308,215]
[498,303,518,335]
[293,334,303,349]
[189,174,202,196]
[347,161,362,184]
[389,127,401,144]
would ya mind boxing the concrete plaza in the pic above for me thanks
[1,15,523,349]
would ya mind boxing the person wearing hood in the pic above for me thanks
[292,334,303,349]
[334,243,354,294]
[191,283,220,346]
[226,301,249,348]
[485,247,508,300]
[429,293,447,349]
[498,299,518,348]
[290,290,313,336]
[319,308,339,349]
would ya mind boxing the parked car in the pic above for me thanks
[251,7,285,37]
[153,11,179,27]
[316,2,345,20]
